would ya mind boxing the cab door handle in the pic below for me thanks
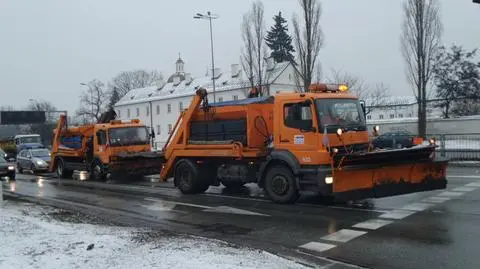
[280,139,290,143]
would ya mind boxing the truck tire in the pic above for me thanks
[175,160,208,194]
[56,158,73,179]
[264,165,300,204]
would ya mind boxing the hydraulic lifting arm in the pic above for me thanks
[160,87,208,180]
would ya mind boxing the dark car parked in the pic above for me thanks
[0,148,16,162]
[16,148,51,174]
[372,131,417,149]
[0,157,15,180]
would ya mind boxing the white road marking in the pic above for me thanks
[144,197,211,209]
[203,206,270,216]
[438,191,464,197]
[423,196,451,203]
[299,242,336,253]
[452,186,477,192]
[465,182,480,188]
[379,209,415,220]
[352,219,393,230]
[321,229,367,243]
[448,175,480,179]
[401,202,434,212]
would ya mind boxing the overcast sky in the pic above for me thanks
[1,0,479,114]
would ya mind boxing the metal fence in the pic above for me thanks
[427,133,480,161]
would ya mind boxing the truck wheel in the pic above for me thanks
[264,165,300,204]
[175,160,207,194]
[56,158,73,179]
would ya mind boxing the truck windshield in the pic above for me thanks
[20,136,41,144]
[315,98,366,132]
[108,127,149,147]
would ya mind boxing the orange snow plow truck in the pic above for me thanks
[49,115,163,181]
[159,84,448,204]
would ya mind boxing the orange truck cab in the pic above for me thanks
[50,116,162,181]
[160,85,448,204]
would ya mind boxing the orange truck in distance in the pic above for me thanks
[159,84,448,204]
[49,115,163,181]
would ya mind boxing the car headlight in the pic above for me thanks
[8,166,15,171]
[36,160,47,166]
[325,176,333,184]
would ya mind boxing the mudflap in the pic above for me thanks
[332,145,448,201]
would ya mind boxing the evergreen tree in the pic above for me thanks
[108,87,120,109]
[265,12,295,63]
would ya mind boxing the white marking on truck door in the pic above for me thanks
[294,135,304,145]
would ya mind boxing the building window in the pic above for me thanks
[179,101,183,111]
[167,104,171,113]
[156,125,160,135]
[379,114,384,119]
[399,113,403,118]
[156,105,160,115]
[136,107,140,117]
[389,114,394,119]
[218,97,223,102]
[367,115,371,120]
[127,109,131,118]
[146,106,150,116]
[168,124,172,134]
[233,95,238,100]
[408,113,412,117]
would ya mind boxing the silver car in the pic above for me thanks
[16,148,51,174]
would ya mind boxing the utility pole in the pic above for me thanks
[194,11,219,103]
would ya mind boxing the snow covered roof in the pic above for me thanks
[115,61,292,107]
[365,96,417,107]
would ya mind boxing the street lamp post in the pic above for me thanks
[194,11,219,103]
[80,82,94,123]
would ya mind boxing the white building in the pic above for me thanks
[366,96,442,123]
[114,56,300,149]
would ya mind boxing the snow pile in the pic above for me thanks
[0,202,306,269]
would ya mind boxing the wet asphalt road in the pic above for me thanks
[2,166,480,269]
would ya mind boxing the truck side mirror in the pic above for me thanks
[360,100,366,117]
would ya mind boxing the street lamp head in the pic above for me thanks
[80,83,87,86]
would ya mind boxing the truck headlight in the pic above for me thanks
[336,128,343,136]
[7,166,15,171]
[429,138,436,145]
[325,176,333,184]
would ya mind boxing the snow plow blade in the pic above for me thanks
[108,151,165,179]
[332,145,448,201]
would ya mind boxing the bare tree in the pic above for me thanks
[241,14,256,91]
[27,99,57,122]
[76,79,107,122]
[109,69,163,98]
[241,1,268,96]
[401,0,443,137]
[292,0,325,92]
[329,69,389,115]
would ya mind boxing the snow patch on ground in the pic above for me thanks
[0,201,307,269]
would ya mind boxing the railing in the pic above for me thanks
[427,133,480,161]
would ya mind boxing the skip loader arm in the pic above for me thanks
[159,87,208,181]
[49,114,67,171]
